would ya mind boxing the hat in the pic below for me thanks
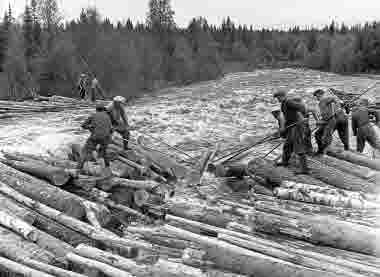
[313,89,325,96]
[273,90,287,98]
[80,73,87,77]
[113,96,126,103]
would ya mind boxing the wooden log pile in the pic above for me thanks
[2,113,380,276]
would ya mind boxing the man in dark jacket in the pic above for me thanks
[352,98,380,153]
[313,89,349,154]
[77,104,113,172]
[273,90,310,174]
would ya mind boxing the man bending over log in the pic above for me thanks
[352,98,380,153]
[313,89,349,154]
[106,96,130,150]
[77,104,113,175]
[273,90,310,174]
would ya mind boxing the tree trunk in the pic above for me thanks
[19,258,87,277]
[66,253,133,277]
[0,181,152,252]
[162,225,343,277]
[0,162,86,219]
[247,158,331,188]
[275,181,380,209]
[312,154,379,180]
[218,234,366,277]
[301,157,377,192]
[167,200,236,228]
[250,209,380,256]
[0,225,59,266]
[327,148,380,171]
[0,256,55,277]
[1,159,71,187]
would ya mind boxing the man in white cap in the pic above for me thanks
[106,96,130,150]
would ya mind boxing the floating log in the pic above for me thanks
[163,225,341,277]
[0,256,55,277]
[300,157,378,192]
[327,148,380,171]
[0,162,86,219]
[67,252,133,277]
[250,209,380,256]
[0,194,35,224]
[167,200,236,228]
[247,158,331,188]
[0,210,74,259]
[0,225,59,266]
[219,234,367,277]
[275,181,380,209]
[312,154,379,180]
[19,258,87,277]
[1,159,71,187]
[0,181,152,252]
[118,156,166,182]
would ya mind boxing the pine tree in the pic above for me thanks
[146,0,176,31]
[23,5,35,60]
[0,7,12,70]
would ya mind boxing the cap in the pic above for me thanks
[273,90,287,98]
[313,89,325,96]
[113,96,126,103]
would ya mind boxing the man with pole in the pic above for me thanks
[273,90,310,174]
[106,96,130,150]
[313,89,349,155]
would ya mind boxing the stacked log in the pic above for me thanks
[327,148,380,171]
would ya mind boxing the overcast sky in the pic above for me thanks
[1,0,380,29]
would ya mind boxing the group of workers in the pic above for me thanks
[272,88,380,175]
[77,95,130,173]
[77,73,106,102]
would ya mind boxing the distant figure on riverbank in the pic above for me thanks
[90,74,106,102]
[77,73,88,100]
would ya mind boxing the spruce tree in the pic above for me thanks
[146,0,176,31]
[23,5,35,60]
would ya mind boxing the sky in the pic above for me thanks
[1,0,380,29]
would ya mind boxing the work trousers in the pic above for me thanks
[78,136,111,169]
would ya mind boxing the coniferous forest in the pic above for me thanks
[1,0,380,99]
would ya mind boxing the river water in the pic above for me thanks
[1,68,379,161]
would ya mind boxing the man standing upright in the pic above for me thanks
[106,96,130,150]
[273,90,310,174]
[313,89,349,154]
[90,74,106,102]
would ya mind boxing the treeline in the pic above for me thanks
[0,0,380,100]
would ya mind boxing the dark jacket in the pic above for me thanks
[82,111,113,139]
[281,98,307,127]
[351,107,380,136]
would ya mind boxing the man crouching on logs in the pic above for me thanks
[273,90,310,175]
[77,104,113,176]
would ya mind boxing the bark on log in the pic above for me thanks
[301,157,378,192]
[0,225,59,266]
[0,210,74,259]
[219,234,367,277]
[118,156,166,183]
[1,159,71,187]
[111,178,173,198]
[327,148,380,171]
[19,258,87,277]
[0,210,39,242]
[0,194,35,224]
[0,162,86,219]
[247,158,331,188]
[162,225,343,277]
[3,152,77,169]
[312,154,379,180]
[0,181,152,252]
[66,252,133,277]
[250,209,380,256]
[0,256,55,277]
[275,181,380,209]
[167,200,236,228]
